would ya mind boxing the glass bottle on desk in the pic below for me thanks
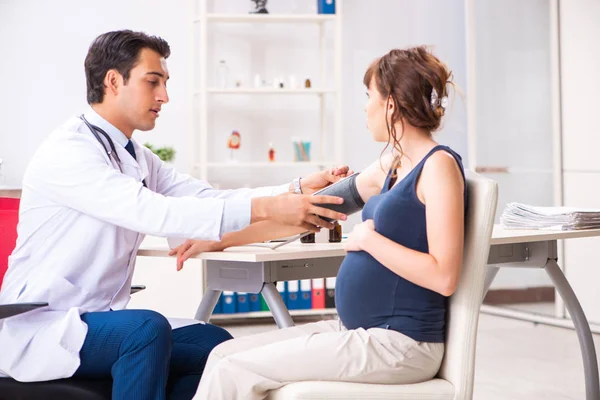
[329,222,342,243]
[300,232,315,243]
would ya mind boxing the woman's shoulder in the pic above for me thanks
[421,147,465,187]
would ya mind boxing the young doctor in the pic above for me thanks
[0,30,349,400]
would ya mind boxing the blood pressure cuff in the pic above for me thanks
[313,173,365,222]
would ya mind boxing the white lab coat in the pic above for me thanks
[0,115,288,382]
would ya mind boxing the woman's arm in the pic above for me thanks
[345,152,465,296]
[354,153,394,203]
[169,221,309,270]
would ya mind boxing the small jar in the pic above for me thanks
[300,232,315,243]
[329,222,342,243]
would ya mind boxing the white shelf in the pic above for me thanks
[211,308,338,321]
[205,88,335,95]
[200,14,336,24]
[205,161,336,168]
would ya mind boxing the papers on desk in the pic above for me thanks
[500,202,600,230]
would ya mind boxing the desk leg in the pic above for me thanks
[261,283,294,329]
[545,258,600,400]
[194,288,222,322]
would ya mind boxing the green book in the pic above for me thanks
[260,295,269,311]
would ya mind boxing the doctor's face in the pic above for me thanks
[117,48,170,132]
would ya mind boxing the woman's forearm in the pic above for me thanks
[217,221,308,250]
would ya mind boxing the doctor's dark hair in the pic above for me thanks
[363,46,453,171]
[85,30,171,104]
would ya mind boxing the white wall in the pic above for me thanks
[469,0,556,290]
[559,0,600,324]
[0,0,194,186]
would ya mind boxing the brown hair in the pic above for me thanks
[85,30,171,104]
[363,46,453,172]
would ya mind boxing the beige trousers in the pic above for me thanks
[193,320,444,400]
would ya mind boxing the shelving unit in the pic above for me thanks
[188,3,343,321]
[192,1,343,183]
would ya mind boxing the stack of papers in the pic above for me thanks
[500,203,600,230]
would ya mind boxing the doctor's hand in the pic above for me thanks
[252,194,346,231]
[168,239,221,271]
[299,165,354,195]
[344,219,376,252]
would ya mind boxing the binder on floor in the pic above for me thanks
[249,293,262,312]
[325,277,336,309]
[311,278,325,309]
[299,279,312,309]
[221,291,236,314]
[213,293,223,314]
[236,292,250,313]
[286,280,300,310]
[276,281,287,307]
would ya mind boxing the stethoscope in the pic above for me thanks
[80,114,147,187]
[79,114,123,172]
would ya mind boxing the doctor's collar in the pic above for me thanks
[83,107,130,148]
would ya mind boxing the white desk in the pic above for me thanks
[138,225,600,400]
[0,186,21,199]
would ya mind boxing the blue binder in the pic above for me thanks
[236,292,250,313]
[213,293,223,314]
[317,0,336,14]
[249,293,262,312]
[286,280,300,310]
[276,281,287,307]
[299,279,312,309]
[221,291,236,314]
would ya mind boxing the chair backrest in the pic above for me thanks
[0,198,20,286]
[437,171,498,400]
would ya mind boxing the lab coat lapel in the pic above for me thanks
[113,145,143,181]
[132,140,150,184]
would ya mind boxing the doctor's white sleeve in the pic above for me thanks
[25,135,251,240]
[149,151,291,234]
[150,151,290,199]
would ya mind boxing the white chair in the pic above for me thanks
[268,171,499,400]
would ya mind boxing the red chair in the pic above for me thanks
[0,197,20,285]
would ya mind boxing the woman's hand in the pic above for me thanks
[168,240,221,271]
[344,219,376,252]
[300,165,354,194]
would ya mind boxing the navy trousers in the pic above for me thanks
[73,309,232,400]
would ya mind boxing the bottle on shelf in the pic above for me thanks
[254,74,262,88]
[268,142,276,162]
[216,60,230,88]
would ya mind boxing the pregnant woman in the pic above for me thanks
[174,46,466,400]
